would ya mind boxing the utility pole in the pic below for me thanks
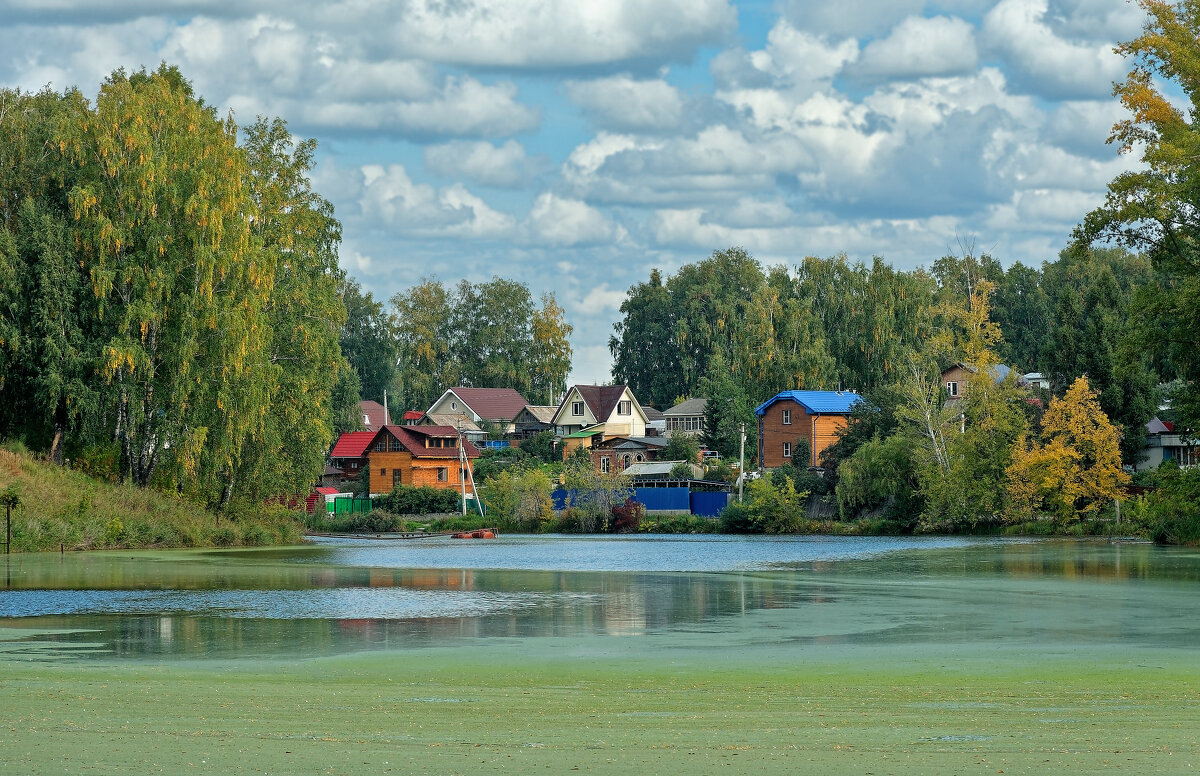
[458,428,468,517]
[739,422,745,503]
[382,390,390,426]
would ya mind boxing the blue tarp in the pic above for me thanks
[551,487,714,515]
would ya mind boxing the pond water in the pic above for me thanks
[2,534,1199,661]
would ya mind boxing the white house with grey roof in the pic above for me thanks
[663,398,707,437]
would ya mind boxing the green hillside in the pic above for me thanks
[0,444,302,552]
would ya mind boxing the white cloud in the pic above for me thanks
[357,164,516,239]
[982,0,1126,99]
[776,0,926,38]
[577,285,629,315]
[386,0,737,68]
[853,15,978,80]
[423,140,534,188]
[565,75,686,132]
[523,193,626,247]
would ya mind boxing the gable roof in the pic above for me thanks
[517,405,558,423]
[435,387,529,421]
[664,398,707,416]
[577,385,629,420]
[359,400,389,431]
[369,425,480,459]
[641,406,665,422]
[1147,417,1174,435]
[594,436,669,450]
[755,390,863,416]
[330,431,377,459]
[422,413,482,433]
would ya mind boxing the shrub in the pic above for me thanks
[1142,464,1200,545]
[210,524,241,547]
[609,497,644,533]
[374,485,460,515]
[343,510,405,533]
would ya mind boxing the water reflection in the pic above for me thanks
[2,537,1199,660]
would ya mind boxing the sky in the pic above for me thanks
[0,0,1148,389]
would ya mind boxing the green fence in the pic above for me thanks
[329,496,373,515]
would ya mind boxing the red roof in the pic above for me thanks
[313,486,340,495]
[330,431,376,458]
[368,425,480,459]
[440,387,529,421]
[403,410,423,421]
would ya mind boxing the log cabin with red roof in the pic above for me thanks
[327,431,377,488]
[365,424,480,496]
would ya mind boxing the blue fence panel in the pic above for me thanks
[551,488,575,510]
[481,440,510,450]
[632,487,690,512]
[689,491,729,517]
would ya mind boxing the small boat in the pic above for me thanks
[451,529,497,539]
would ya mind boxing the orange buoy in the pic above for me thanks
[481,531,495,539]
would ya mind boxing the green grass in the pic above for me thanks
[0,446,303,551]
[0,644,1196,774]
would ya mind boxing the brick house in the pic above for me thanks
[590,435,669,474]
[364,424,479,496]
[755,390,862,469]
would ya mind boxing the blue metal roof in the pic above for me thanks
[754,390,863,416]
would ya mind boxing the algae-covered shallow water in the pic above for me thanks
[2,535,1199,774]
[2,534,1198,659]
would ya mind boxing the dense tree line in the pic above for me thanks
[0,66,352,507]
[390,277,573,411]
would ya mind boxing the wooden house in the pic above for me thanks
[364,424,479,496]
[755,390,862,468]
[942,363,1014,403]
[552,384,648,457]
[328,431,377,488]
[512,405,557,438]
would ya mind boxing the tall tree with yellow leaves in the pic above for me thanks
[1007,376,1129,520]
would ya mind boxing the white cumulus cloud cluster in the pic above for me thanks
[0,0,1150,382]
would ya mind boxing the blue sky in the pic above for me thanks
[0,0,1147,390]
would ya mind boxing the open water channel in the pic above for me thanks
[2,534,1199,661]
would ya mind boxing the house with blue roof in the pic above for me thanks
[754,390,862,469]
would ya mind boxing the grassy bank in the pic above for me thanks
[0,640,1196,774]
[0,445,303,551]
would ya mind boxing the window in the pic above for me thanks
[947,381,959,397]
[374,439,386,452]
[451,401,457,410]
[437,467,448,482]
[782,409,791,425]
[635,454,644,462]
[622,454,632,469]
[363,413,370,425]
[618,400,631,415]
[783,442,792,458]
[572,401,584,416]
[601,457,610,473]
[393,470,401,487]
[380,468,386,476]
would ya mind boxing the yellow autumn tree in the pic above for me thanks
[1007,376,1129,520]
